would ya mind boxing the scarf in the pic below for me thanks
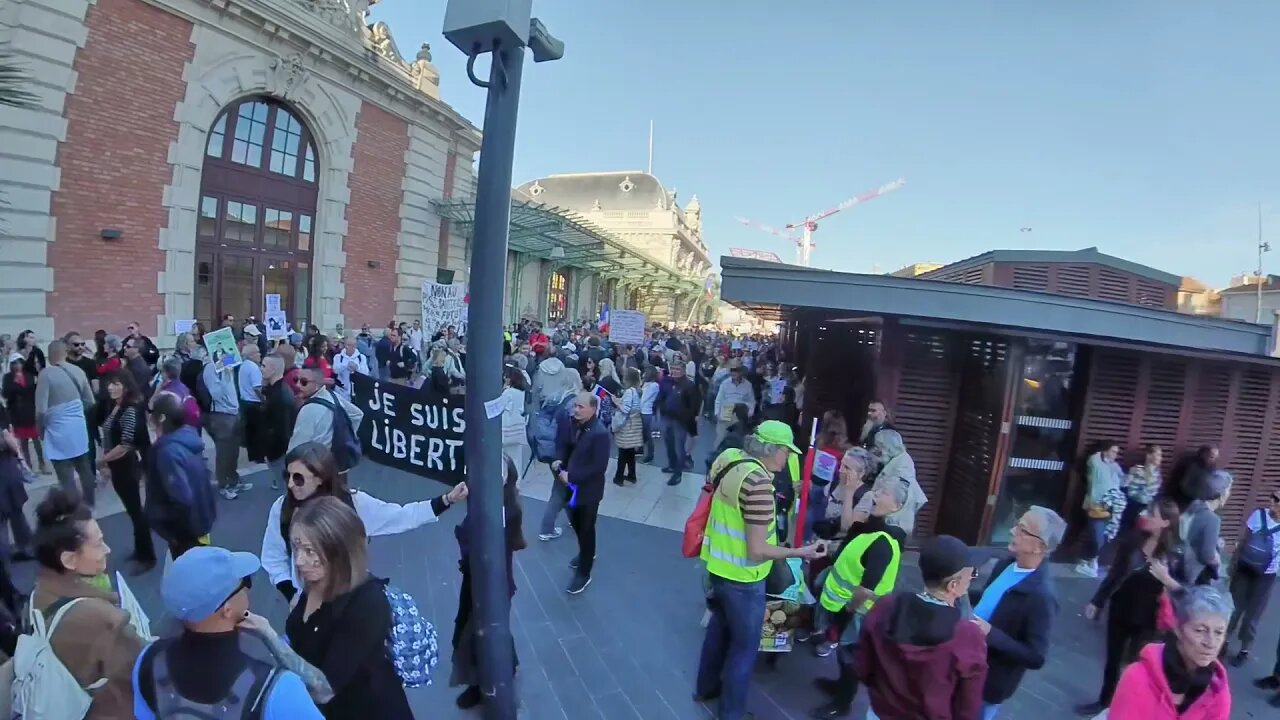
[1162,641,1214,712]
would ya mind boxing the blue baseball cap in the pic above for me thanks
[161,546,261,622]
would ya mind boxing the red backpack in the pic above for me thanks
[682,458,760,558]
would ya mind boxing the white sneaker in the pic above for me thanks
[538,527,563,541]
[220,488,239,501]
[1074,560,1098,578]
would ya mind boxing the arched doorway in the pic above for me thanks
[195,97,318,333]
[547,270,569,323]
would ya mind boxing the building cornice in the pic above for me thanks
[136,0,481,151]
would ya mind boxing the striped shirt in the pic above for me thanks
[105,405,140,450]
[739,465,776,527]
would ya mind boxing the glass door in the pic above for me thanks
[987,339,1080,544]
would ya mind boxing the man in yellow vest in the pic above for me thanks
[810,479,908,718]
[695,420,827,720]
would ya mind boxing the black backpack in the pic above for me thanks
[304,395,362,472]
[1239,508,1280,574]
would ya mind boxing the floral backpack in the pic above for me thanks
[383,583,438,688]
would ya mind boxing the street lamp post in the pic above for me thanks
[442,3,561,718]
[1258,203,1270,324]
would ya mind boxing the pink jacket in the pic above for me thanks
[1109,644,1230,720]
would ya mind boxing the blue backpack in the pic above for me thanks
[529,393,574,464]
[383,583,438,688]
[1239,508,1280,574]
[304,395,362,472]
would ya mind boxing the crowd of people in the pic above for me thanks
[0,314,1272,719]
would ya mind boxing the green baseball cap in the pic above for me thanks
[754,420,801,454]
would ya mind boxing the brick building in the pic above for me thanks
[1,0,707,346]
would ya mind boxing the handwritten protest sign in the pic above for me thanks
[350,373,466,485]
[608,309,646,345]
[202,327,242,369]
[421,281,469,338]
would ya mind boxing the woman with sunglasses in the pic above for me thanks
[261,442,468,601]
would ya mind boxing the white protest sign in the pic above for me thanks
[265,294,281,314]
[264,311,289,340]
[422,281,469,337]
[608,309,646,345]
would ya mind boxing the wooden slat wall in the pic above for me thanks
[1077,348,1280,542]
[935,336,1012,544]
[801,320,880,432]
[890,329,960,537]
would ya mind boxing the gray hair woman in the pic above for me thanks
[856,429,928,536]
[1107,585,1232,716]
[103,334,123,356]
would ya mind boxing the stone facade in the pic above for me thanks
[0,0,479,344]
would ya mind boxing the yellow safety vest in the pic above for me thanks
[820,530,902,614]
[701,449,776,582]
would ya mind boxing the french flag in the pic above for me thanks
[598,303,610,334]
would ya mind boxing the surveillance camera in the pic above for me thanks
[528,18,563,62]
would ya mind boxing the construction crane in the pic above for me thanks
[736,178,906,267]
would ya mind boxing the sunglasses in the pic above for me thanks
[282,471,310,487]
[218,575,252,608]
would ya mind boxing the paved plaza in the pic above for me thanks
[7,427,1280,718]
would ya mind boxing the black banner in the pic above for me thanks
[350,374,466,485]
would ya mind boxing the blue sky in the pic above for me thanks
[373,2,1280,285]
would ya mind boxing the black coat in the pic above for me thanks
[259,379,296,463]
[969,556,1058,704]
[553,414,611,507]
[1,372,36,429]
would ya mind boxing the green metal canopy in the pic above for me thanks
[430,197,704,294]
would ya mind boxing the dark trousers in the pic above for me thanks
[241,401,265,463]
[615,448,638,480]
[1229,568,1276,653]
[108,454,155,563]
[568,502,599,577]
[832,611,860,708]
[1099,618,1153,705]
[167,536,205,561]
[451,566,519,688]
[640,414,655,462]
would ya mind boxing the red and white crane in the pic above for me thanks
[736,178,906,267]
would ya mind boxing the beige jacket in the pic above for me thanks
[31,567,146,719]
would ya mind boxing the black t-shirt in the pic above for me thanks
[67,354,98,383]
[837,516,907,592]
[285,576,412,720]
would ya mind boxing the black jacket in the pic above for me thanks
[969,556,1058,704]
[260,379,296,463]
[554,414,611,507]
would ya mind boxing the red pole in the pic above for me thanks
[793,418,818,546]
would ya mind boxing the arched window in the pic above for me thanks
[195,97,319,333]
[547,271,569,323]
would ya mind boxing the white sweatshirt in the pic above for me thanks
[261,490,440,590]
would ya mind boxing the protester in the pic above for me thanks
[548,391,611,594]
[124,320,161,368]
[658,362,700,486]
[3,352,44,473]
[853,534,988,720]
[288,366,364,470]
[971,507,1066,720]
[17,329,47,377]
[154,356,201,428]
[612,366,644,485]
[451,454,525,709]
[853,429,927,536]
[201,349,247,500]
[122,335,154,401]
[332,332,369,403]
[639,366,660,464]
[238,342,266,465]
[262,442,466,601]
[1225,489,1280,667]
[1122,444,1163,533]
[97,369,156,573]
[694,421,825,720]
[858,400,895,449]
[285,496,413,718]
[146,392,217,561]
[0,403,32,566]
[1108,585,1233,719]
[1077,441,1126,578]
[1167,444,1219,512]
[810,480,908,718]
[260,354,298,488]
[1077,497,1186,715]
[713,363,755,447]
[132,545,327,718]
[499,365,528,474]
[1182,470,1231,586]
[31,488,147,718]
[36,340,97,505]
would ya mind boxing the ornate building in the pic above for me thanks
[512,171,714,324]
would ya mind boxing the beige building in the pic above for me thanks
[511,171,714,324]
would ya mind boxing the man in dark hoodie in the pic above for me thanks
[854,535,988,720]
[146,393,217,561]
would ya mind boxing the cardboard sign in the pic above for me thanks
[422,281,469,338]
[350,373,465,485]
[608,309,646,345]
[202,327,241,369]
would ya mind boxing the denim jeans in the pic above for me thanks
[695,575,766,720]
[663,415,689,476]
[1083,518,1108,561]
[641,414,655,461]
[540,481,568,535]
